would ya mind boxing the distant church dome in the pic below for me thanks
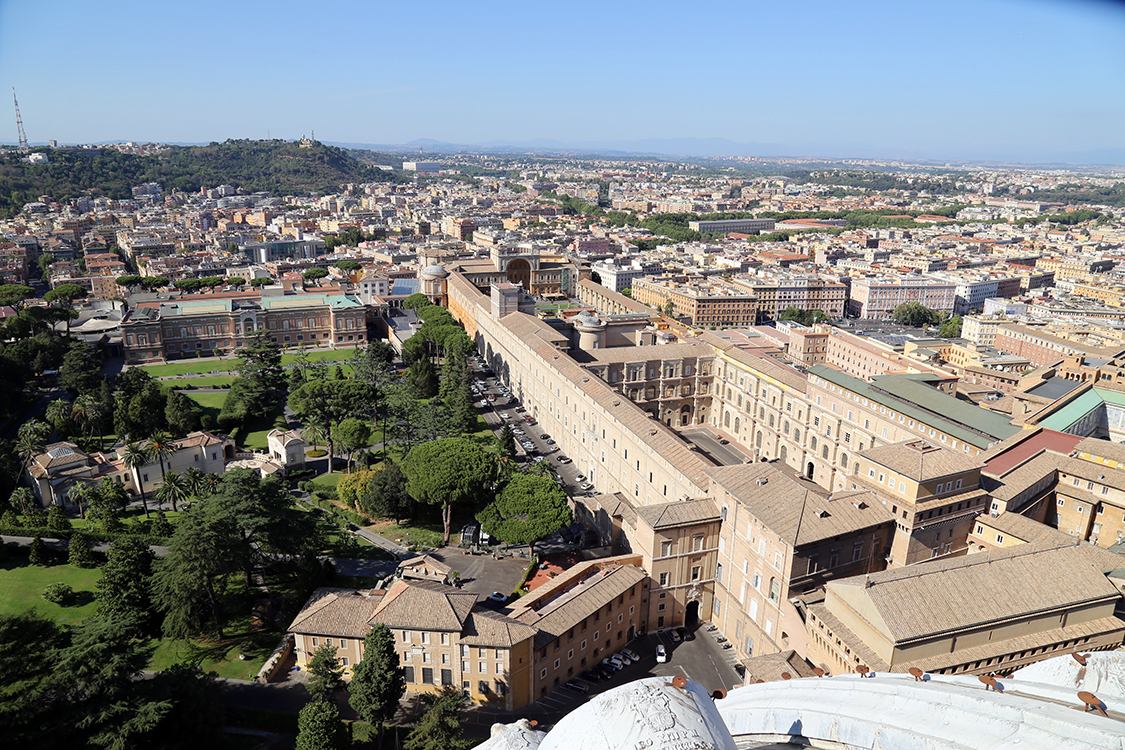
[421,264,449,279]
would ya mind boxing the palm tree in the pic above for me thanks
[121,442,152,519]
[147,431,177,486]
[45,398,71,440]
[528,459,559,481]
[71,395,103,450]
[302,424,325,451]
[203,472,221,496]
[16,420,48,488]
[156,472,189,513]
[184,466,206,498]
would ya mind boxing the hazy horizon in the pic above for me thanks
[2,0,1124,165]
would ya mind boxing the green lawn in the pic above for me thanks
[280,349,356,366]
[147,578,281,680]
[184,391,227,428]
[239,405,288,452]
[310,472,342,490]
[368,519,445,549]
[0,558,103,626]
[138,348,357,378]
[72,507,182,534]
[161,375,237,392]
[140,360,238,377]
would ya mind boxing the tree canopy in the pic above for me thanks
[402,438,494,545]
[477,473,571,554]
[891,301,944,328]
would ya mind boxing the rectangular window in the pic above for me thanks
[404,666,415,683]
[691,565,701,581]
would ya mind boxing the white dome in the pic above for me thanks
[421,263,449,279]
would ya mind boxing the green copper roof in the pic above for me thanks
[1037,389,1104,432]
[810,365,1021,449]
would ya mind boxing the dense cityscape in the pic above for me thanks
[3,0,1125,745]
[1,136,1125,748]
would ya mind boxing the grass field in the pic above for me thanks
[72,507,182,534]
[184,391,227,425]
[0,558,102,626]
[139,348,358,378]
[160,375,237,392]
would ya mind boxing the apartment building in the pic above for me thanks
[928,272,999,315]
[847,276,956,319]
[687,218,776,234]
[121,289,366,362]
[1053,438,1125,547]
[631,277,758,328]
[729,276,847,322]
[993,323,1125,368]
[790,326,959,388]
[290,580,536,711]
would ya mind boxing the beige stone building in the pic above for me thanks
[289,580,537,710]
[508,556,649,699]
[805,541,1125,677]
[707,462,894,663]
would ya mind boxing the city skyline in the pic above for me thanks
[1,0,1124,164]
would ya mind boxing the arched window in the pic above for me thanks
[780,445,788,461]
[810,436,818,450]
[734,417,741,433]
[794,429,801,443]
[822,445,829,460]
[768,414,775,428]
[769,578,780,602]
[783,420,789,435]
[756,432,763,448]
[759,407,765,419]
[840,453,848,470]
[723,412,730,428]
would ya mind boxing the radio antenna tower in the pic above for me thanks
[13,88,29,152]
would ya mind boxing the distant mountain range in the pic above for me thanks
[326,137,1125,167]
[6,137,1124,168]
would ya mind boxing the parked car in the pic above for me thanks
[580,669,602,683]
[599,658,620,672]
[557,456,572,464]
[718,438,730,445]
[620,648,640,661]
[680,628,694,641]
[487,395,496,402]
[563,680,589,694]
[656,644,668,663]
[669,630,682,643]
[487,591,507,603]
[580,482,594,491]
[545,439,555,445]
[575,474,587,482]
[539,433,551,440]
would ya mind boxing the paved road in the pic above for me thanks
[469,363,588,497]
[681,427,753,466]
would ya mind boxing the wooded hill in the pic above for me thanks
[0,139,409,218]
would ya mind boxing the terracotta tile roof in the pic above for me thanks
[861,440,984,482]
[510,560,648,650]
[289,587,385,638]
[706,463,893,546]
[370,579,478,631]
[459,609,538,648]
[830,541,1124,644]
[636,498,720,530]
[974,512,1070,546]
[1073,437,1125,465]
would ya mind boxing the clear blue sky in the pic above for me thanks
[1,0,1123,162]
